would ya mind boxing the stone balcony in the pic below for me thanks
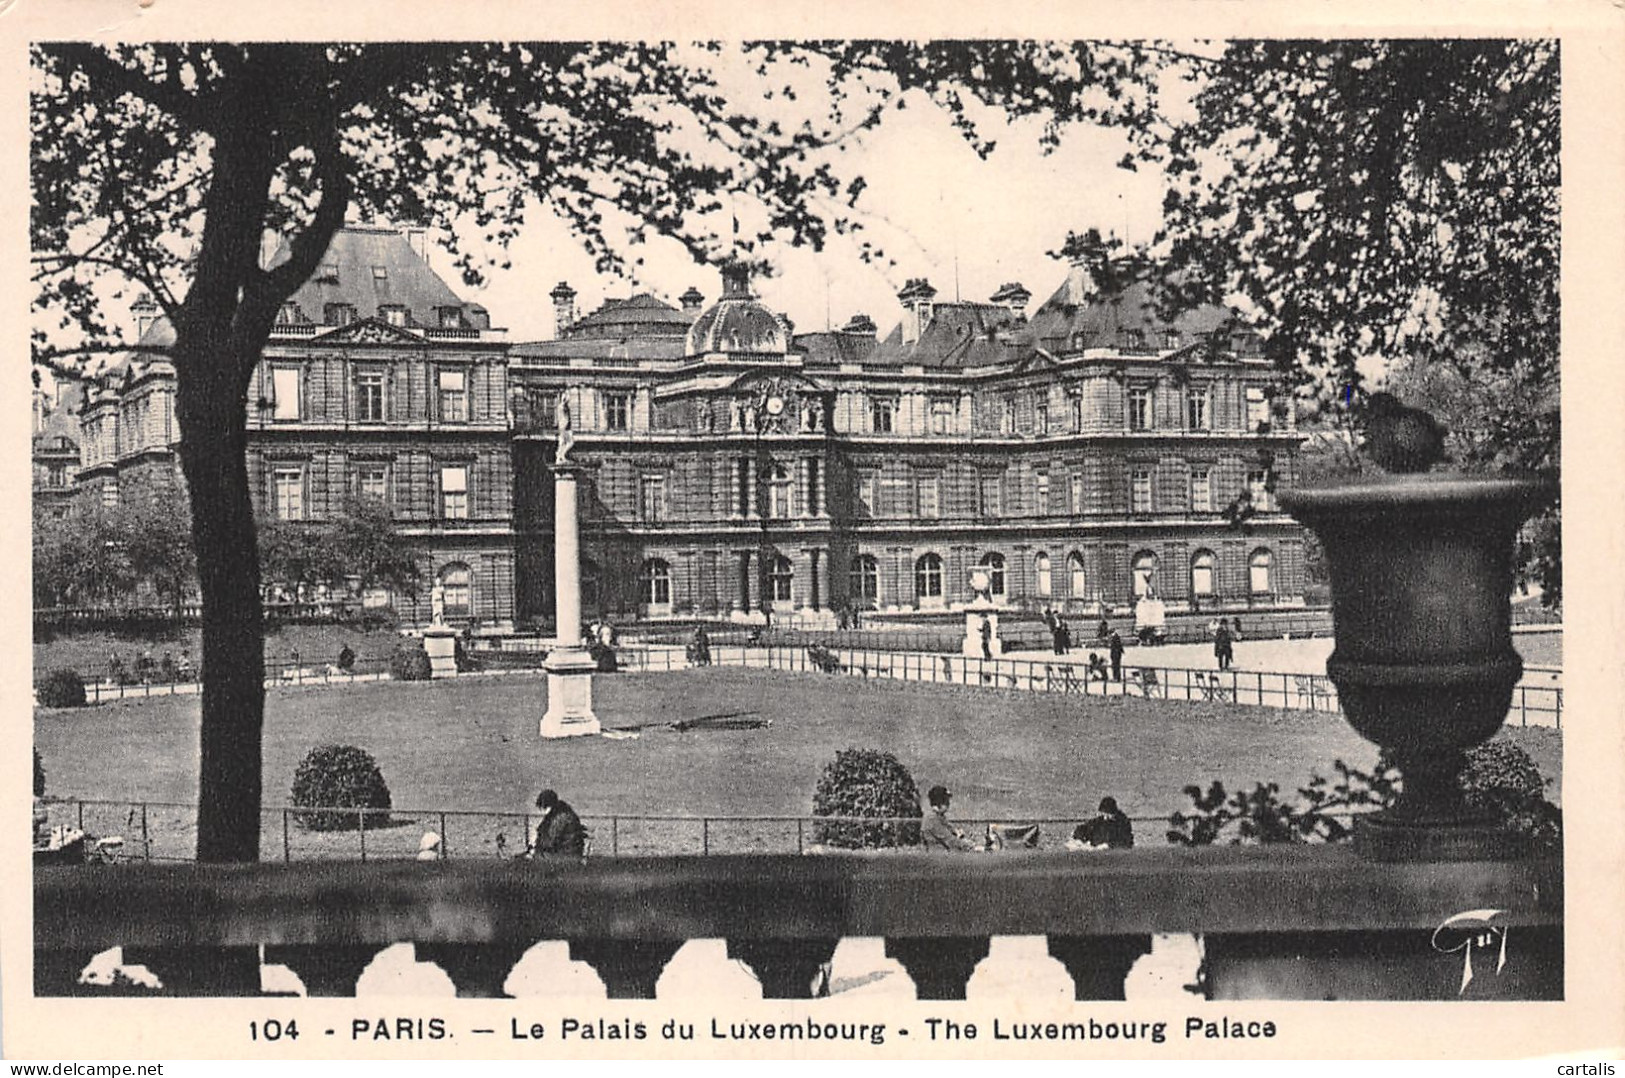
[35,845,1561,1001]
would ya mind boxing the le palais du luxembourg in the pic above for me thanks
[33,223,1308,629]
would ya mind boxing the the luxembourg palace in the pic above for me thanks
[36,225,1307,629]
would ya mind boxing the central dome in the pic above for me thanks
[685,264,789,357]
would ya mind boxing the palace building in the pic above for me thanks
[46,225,1307,628]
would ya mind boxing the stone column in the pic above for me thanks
[541,463,600,738]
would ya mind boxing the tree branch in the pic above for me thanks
[260,132,351,300]
[53,43,215,130]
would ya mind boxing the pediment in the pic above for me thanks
[312,318,425,345]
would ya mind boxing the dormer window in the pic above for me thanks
[1163,329,1183,350]
[325,303,356,326]
[372,265,388,280]
[380,305,408,327]
[316,261,339,284]
[275,302,302,326]
[438,307,464,329]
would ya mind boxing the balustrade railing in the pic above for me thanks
[34,847,1563,1001]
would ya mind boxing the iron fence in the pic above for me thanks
[37,798,1370,863]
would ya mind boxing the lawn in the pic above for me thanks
[33,623,405,681]
[34,666,1560,861]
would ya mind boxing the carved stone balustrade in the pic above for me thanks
[35,846,1562,1001]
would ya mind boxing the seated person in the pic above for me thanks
[1085,652,1109,681]
[1068,797,1135,850]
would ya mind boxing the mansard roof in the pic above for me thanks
[568,293,694,338]
[281,226,489,330]
[873,301,1034,369]
[1024,266,1236,353]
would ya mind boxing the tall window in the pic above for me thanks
[871,397,895,433]
[1035,472,1051,515]
[915,553,944,602]
[357,464,389,504]
[979,472,1002,517]
[439,563,472,617]
[438,369,468,422]
[1034,552,1052,598]
[1246,387,1270,432]
[1128,385,1153,430]
[806,459,822,515]
[641,559,672,608]
[770,554,794,603]
[1191,550,1216,598]
[640,475,666,522]
[980,552,1007,598]
[1131,468,1153,514]
[440,465,469,520]
[929,397,955,435]
[355,370,385,422]
[916,473,940,519]
[768,464,793,518]
[1070,473,1085,514]
[1132,551,1159,599]
[1002,398,1017,434]
[1190,468,1213,513]
[849,554,879,606]
[1070,395,1083,432]
[273,466,304,520]
[1248,468,1273,511]
[1187,387,1210,431]
[1068,552,1087,598]
[857,471,878,516]
[271,367,302,421]
[1034,399,1049,434]
[605,391,631,431]
[101,479,120,510]
[1250,549,1273,595]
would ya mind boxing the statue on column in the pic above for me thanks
[556,393,575,462]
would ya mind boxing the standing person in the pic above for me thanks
[692,624,712,666]
[530,789,588,858]
[1214,621,1233,671]
[1108,630,1125,682]
[922,785,978,852]
[1057,616,1072,656]
[1231,616,1244,641]
[1096,617,1110,642]
[979,615,993,661]
[336,643,356,673]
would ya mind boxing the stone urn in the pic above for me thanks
[1279,474,1552,860]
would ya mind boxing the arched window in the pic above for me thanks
[1034,552,1052,598]
[848,554,879,606]
[915,553,944,603]
[1068,552,1087,598]
[641,559,672,609]
[770,554,794,603]
[1132,551,1159,599]
[438,562,472,618]
[979,552,1007,598]
[1250,548,1273,595]
[768,464,793,518]
[1191,550,1216,599]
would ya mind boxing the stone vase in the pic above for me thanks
[1279,475,1552,860]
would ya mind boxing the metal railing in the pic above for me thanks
[41,798,1362,864]
[626,645,1564,729]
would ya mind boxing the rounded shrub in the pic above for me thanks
[811,748,923,849]
[1461,737,1561,849]
[389,641,432,681]
[290,744,393,831]
[34,747,46,797]
[37,668,87,708]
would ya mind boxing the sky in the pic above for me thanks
[422,93,1170,344]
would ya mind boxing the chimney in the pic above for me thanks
[989,282,1031,320]
[131,295,159,341]
[405,228,429,264]
[841,313,877,336]
[550,282,577,339]
[1059,228,1112,304]
[679,286,705,312]
[897,277,937,345]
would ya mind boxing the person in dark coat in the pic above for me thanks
[336,643,356,672]
[1073,797,1135,849]
[979,615,993,661]
[531,789,588,857]
[1213,622,1233,671]
[1057,617,1071,655]
[1108,630,1124,682]
[922,785,978,852]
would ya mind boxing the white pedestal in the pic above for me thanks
[422,626,460,679]
[962,606,1002,659]
[541,648,601,738]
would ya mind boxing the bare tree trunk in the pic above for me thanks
[176,340,267,863]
